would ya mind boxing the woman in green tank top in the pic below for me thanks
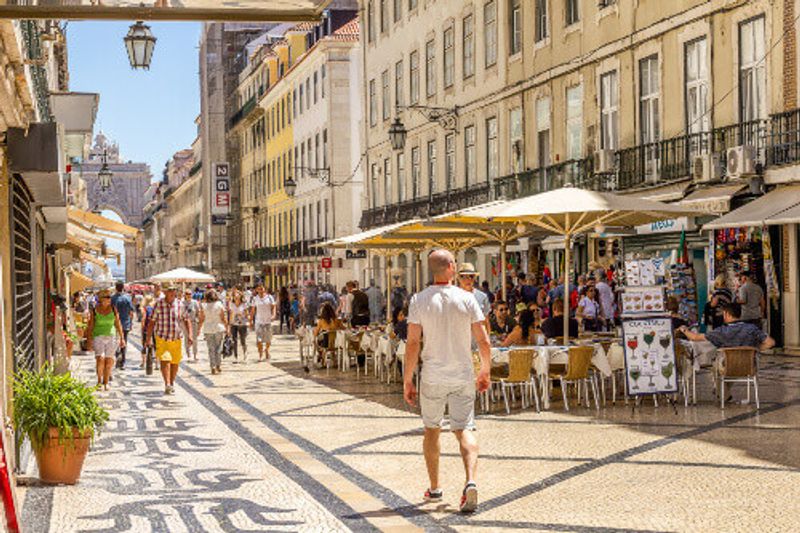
[85,289,125,390]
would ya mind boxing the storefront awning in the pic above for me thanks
[68,270,94,293]
[68,207,138,240]
[623,181,691,202]
[764,203,800,225]
[678,183,748,215]
[704,184,800,230]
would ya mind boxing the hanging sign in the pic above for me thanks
[212,162,230,218]
[321,257,332,269]
[622,317,679,396]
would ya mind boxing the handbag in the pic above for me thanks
[222,335,233,358]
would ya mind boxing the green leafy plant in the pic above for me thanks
[12,366,109,450]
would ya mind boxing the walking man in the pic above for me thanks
[145,285,192,395]
[403,249,491,513]
[251,285,276,361]
[111,282,134,369]
[182,289,200,363]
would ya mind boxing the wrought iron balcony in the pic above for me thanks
[768,109,800,167]
[229,96,257,129]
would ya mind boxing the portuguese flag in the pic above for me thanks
[677,230,689,265]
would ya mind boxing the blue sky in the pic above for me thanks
[67,21,201,180]
[67,21,201,273]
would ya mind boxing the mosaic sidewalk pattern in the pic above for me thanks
[21,329,800,532]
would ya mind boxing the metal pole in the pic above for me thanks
[386,258,392,323]
[414,251,422,292]
[564,234,571,345]
[500,242,507,302]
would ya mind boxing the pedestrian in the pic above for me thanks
[595,274,615,330]
[364,280,384,324]
[140,295,155,369]
[198,289,228,374]
[290,293,300,331]
[456,263,491,332]
[338,281,354,322]
[302,281,319,327]
[111,282,134,369]
[736,271,765,327]
[228,289,250,363]
[251,285,276,361]
[577,286,602,332]
[85,289,126,390]
[278,286,292,333]
[403,249,491,513]
[182,289,201,363]
[350,281,370,327]
[144,284,192,395]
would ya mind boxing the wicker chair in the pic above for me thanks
[717,347,760,409]
[499,349,539,413]
[549,346,598,411]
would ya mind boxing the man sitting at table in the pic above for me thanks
[680,302,774,351]
[540,298,578,340]
[490,301,517,339]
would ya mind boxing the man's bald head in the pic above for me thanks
[429,249,455,281]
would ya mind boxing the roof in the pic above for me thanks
[328,17,359,41]
[704,184,800,230]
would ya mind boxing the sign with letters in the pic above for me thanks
[212,162,230,218]
[622,317,679,396]
[345,249,367,260]
[635,217,695,235]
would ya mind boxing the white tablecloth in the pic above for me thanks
[678,339,718,370]
[491,343,616,378]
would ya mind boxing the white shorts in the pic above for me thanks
[256,323,272,343]
[420,381,476,431]
[93,336,117,359]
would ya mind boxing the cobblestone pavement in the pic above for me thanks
[20,328,800,532]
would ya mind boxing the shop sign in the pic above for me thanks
[321,257,332,269]
[635,217,695,235]
[345,249,367,259]
[212,162,230,218]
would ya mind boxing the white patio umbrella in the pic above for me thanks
[470,186,703,344]
[149,267,215,284]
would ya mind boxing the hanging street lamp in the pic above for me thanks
[388,117,407,151]
[283,175,298,197]
[124,21,157,70]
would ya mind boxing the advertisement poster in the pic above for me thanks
[622,317,678,395]
[621,286,665,315]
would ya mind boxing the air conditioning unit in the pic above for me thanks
[726,145,756,179]
[692,154,723,183]
[593,149,615,173]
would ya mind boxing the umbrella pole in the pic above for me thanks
[564,234,571,345]
[386,258,392,323]
[501,243,507,302]
[414,252,422,292]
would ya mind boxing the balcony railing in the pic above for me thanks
[229,96,256,129]
[238,239,325,263]
[768,109,800,167]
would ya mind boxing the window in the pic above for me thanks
[313,71,318,104]
[380,0,389,33]
[306,78,311,110]
[397,152,406,201]
[600,71,619,150]
[509,0,521,55]
[427,140,437,194]
[535,0,548,42]
[409,0,417,10]
[394,0,402,22]
[382,70,390,120]
[410,50,420,104]
[445,133,455,190]
[464,124,476,185]
[739,17,766,122]
[370,163,379,207]
[425,39,436,98]
[323,129,328,168]
[463,15,475,79]
[321,65,326,98]
[443,27,455,88]
[287,96,292,124]
[486,116,498,181]
[566,85,583,160]
[509,107,523,171]
[411,146,420,198]
[484,1,497,67]
[639,56,660,145]
[565,0,579,26]
[395,60,404,108]
[293,89,297,118]
[384,157,392,204]
[369,78,377,126]
[536,97,551,169]
[315,132,321,169]
[685,38,709,136]
[299,84,304,112]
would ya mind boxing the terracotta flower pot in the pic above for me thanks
[34,428,92,485]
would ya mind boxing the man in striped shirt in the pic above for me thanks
[145,285,192,395]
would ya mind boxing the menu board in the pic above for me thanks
[625,259,663,286]
[622,317,678,395]
[621,286,665,315]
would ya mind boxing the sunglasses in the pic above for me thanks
[497,307,508,312]
[459,274,476,279]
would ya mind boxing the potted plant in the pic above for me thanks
[13,367,109,484]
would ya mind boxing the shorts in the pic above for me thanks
[156,337,183,364]
[420,381,476,431]
[256,323,272,343]
[93,336,117,359]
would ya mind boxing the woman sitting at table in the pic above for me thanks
[390,306,408,342]
[314,302,343,362]
[577,286,603,332]
[501,309,539,347]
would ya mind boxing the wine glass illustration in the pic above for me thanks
[661,362,674,388]
[627,337,639,360]
[659,335,671,351]
[629,366,641,390]
[643,330,656,349]
[648,356,657,387]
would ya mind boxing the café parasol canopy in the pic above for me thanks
[455,186,703,344]
[149,268,215,284]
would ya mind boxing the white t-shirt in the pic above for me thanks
[252,294,276,325]
[579,296,600,319]
[470,288,491,317]
[201,301,226,334]
[408,284,485,386]
[596,281,614,319]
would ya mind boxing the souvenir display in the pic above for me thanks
[622,317,678,395]
[666,263,698,325]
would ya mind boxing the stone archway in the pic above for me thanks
[83,133,152,281]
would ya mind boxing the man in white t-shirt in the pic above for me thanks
[595,275,615,331]
[251,285,277,361]
[404,249,491,514]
